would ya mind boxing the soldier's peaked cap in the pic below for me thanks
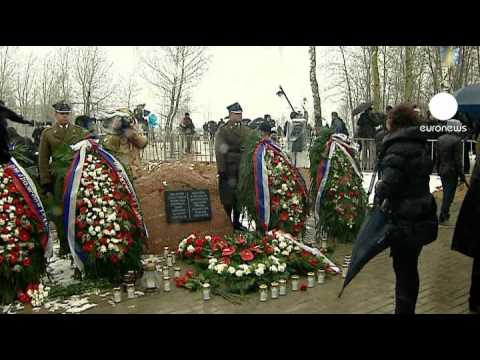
[227,102,243,113]
[52,101,72,113]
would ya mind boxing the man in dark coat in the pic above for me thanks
[452,157,480,313]
[330,112,349,137]
[375,104,438,314]
[215,102,253,231]
[357,106,377,170]
[436,119,465,223]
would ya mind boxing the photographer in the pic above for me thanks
[102,113,148,178]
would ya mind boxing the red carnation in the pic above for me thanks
[279,211,289,222]
[82,241,94,253]
[240,249,254,262]
[76,231,84,239]
[80,207,87,214]
[76,221,86,230]
[19,230,30,242]
[186,270,194,278]
[22,257,31,267]
[8,184,17,193]
[3,204,9,211]
[222,246,235,257]
[110,254,119,264]
[286,191,293,199]
[264,245,274,255]
[113,191,122,200]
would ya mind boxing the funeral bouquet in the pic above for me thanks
[310,129,368,243]
[239,135,308,235]
[64,140,146,283]
[0,160,51,305]
[176,230,326,294]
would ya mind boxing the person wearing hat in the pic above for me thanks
[436,119,466,224]
[259,121,273,140]
[215,102,253,231]
[101,111,148,178]
[38,101,87,256]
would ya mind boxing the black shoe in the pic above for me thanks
[469,302,480,313]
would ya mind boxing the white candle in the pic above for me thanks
[291,275,299,291]
[279,279,287,296]
[174,267,181,278]
[163,276,171,292]
[271,282,279,299]
[317,269,326,284]
[163,246,169,258]
[307,272,315,288]
[127,284,135,299]
[259,285,268,302]
[202,283,211,301]
[113,288,122,303]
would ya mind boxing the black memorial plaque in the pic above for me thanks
[165,189,212,224]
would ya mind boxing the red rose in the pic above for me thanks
[186,270,194,278]
[194,246,202,255]
[8,253,17,265]
[80,207,87,214]
[240,249,254,262]
[76,221,86,230]
[264,245,274,255]
[17,292,30,304]
[194,238,205,247]
[22,257,31,267]
[279,211,289,222]
[19,230,30,242]
[8,184,17,193]
[110,254,119,264]
[25,208,35,218]
[300,283,308,291]
[82,241,94,253]
[212,235,221,243]
[222,246,235,257]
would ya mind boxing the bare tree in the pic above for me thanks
[371,46,381,111]
[14,53,37,118]
[73,46,115,116]
[140,46,209,132]
[0,46,17,103]
[309,46,322,128]
[119,72,141,109]
[53,47,73,103]
[36,52,59,122]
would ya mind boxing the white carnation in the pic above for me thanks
[186,245,195,253]
[235,270,244,277]
[228,267,236,274]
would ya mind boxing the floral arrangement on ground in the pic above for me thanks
[0,163,49,305]
[309,129,368,243]
[238,134,308,236]
[175,231,328,295]
[68,146,145,283]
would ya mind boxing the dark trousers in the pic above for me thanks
[440,175,458,219]
[391,242,423,314]
[470,256,480,306]
[219,176,241,226]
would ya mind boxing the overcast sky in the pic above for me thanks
[20,46,341,127]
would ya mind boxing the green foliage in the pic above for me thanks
[309,127,333,204]
[47,278,112,300]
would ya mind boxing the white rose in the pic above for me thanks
[235,270,244,277]
[228,267,236,274]
[99,212,105,219]
[186,245,195,253]
[100,245,107,253]
[269,265,278,273]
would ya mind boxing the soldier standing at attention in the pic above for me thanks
[38,101,87,256]
[215,102,252,231]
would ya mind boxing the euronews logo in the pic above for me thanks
[421,92,468,134]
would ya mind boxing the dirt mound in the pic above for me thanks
[134,160,233,253]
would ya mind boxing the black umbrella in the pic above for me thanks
[338,202,392,298]
[352,101,373,116]
[453,84,480,129]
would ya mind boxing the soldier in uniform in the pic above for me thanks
[215,102,253,231]
[38,101,87,256]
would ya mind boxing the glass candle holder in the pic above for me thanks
[163,266,169,277]
[143,263,159,291]
[317,269,326,284]
[279,279,287,296]
[271,282,279,299]
[170,251,176,265]
[259,284,268,302]
[174,267,181,278]
[166,254,173,267]
[202,283,211,301]
[127,284,136,299]
[163,276,171,292]
[113,287,122,303]
[291,275,300,291]
[307,272,316,288]
[163,246,169,258]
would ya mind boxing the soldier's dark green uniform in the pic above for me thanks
[215,102,253,230]
[38,102,87,255]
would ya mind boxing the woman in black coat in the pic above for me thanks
[452,157,480,313]
[375,104,438,314]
